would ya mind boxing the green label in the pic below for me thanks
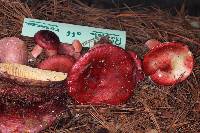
[21,18,126,48]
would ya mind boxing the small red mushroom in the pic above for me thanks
[38,55,75,73]
[58,40,82,60]
[31,30,60,58]
[58,43,75,57]
[143,41,194,85]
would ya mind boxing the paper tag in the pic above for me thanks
[21,18,126,49]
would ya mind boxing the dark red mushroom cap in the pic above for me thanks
[34,30,60,50]
[67,44,136,105]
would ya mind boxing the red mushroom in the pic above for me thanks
[0,37,28,65]
[58,43,75,56]
[143,41,194,85]
[31,30,60,58]
[58,40,82,60]
[38,55,75,73]
[67,44,136,105]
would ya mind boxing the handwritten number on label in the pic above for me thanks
[66,31,82,37]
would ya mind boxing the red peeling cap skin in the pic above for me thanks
[34,30,60,50]
[67,44,136,105]
[38,55,75,73]
[143,42,194,85]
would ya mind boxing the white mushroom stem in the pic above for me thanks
[72,40,82,53]
[145,39,161,50]
[31,45,43,58]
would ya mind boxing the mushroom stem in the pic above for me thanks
[145,39,161,50]
[72,40,82,53]
[31,45,43,58]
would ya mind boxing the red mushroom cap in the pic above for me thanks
[143,42,194,85]
[67,44,136,105]
[34,30,60,50]
[38,55,75,73]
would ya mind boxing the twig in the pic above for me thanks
[167,105,189,131]
[161,30,200,46]
[89,106,118,133]
[138,98,162,133]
